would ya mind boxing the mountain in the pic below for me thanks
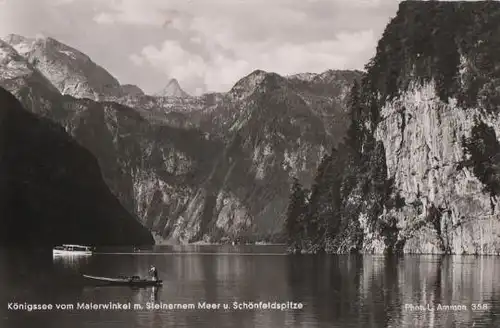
[0,34,146,101]
[191,69,361,140]
[160,69,354,242]
[0,86,154,247]
[155,79,190,98]
[0,34,361,244]
[286,0,500,255]
[121,84,144,97]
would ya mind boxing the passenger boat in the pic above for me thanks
[82,274,163,287]
[53,244,94,256]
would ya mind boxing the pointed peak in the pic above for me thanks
[156,78,190,97]
[167,78,180,86]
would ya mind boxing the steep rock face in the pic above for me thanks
[290,1,500,255]
[364,1,500,254]
[1,34,123,100]
[0,86,154,247]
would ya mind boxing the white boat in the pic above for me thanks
[53,244,94,256]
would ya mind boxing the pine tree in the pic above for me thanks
[284,177,307,245]
[345,80,364,156]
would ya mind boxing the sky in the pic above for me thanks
[0,0,403,95]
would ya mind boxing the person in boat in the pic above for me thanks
[149,265,158,281]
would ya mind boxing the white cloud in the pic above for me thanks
[129,53,145,66]
[130,28,376,94]
[93,12,114,24]
[190,36,202,44]
[50,0,77,4]
[92,0,182,27]
[0,0,397,95]
[125,1,379,93]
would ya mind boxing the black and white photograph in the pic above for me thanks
[1,0,500,327]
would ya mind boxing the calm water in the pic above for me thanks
[2,245,500,328]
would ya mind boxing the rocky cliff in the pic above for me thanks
[286,1,500,255]
[0,86,154,247]
[0,35,361,244]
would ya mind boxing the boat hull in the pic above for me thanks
[53,250,92,256]
[83,274,163,287]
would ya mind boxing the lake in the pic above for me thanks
[1,245,500,327]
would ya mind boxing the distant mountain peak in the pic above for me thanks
[167,78,181,89]
[229,69,286,99]
[1,33,122,100]
[155,78,190,97]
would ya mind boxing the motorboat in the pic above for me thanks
[82,274,163,287]
[53,244,94,256]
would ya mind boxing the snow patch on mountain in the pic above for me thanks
[287,72,318,82]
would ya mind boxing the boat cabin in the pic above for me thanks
[54,244,93,252]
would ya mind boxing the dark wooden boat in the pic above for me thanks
[83,274,163,287]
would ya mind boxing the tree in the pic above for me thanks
[345,81,365,156]
[284,177,307,245]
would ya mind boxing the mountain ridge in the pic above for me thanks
[0,33,362,244]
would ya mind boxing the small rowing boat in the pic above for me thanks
[82,274,163,287]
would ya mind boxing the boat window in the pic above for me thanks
[56,245,91,252]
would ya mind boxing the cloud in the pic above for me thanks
[130,28,376,94]
[93,12,114,24]
[121,0,384,94]
[49,0,78,4]
[92,0,183,27]
[110,0,393,93]
[0,0,400,95]
[129,53,145,66]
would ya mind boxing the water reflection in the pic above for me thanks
[150,287,159,302]
[283,254,500,328]
[3,247,500,328]
[395,256,500,328]
[52,254,90,271]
